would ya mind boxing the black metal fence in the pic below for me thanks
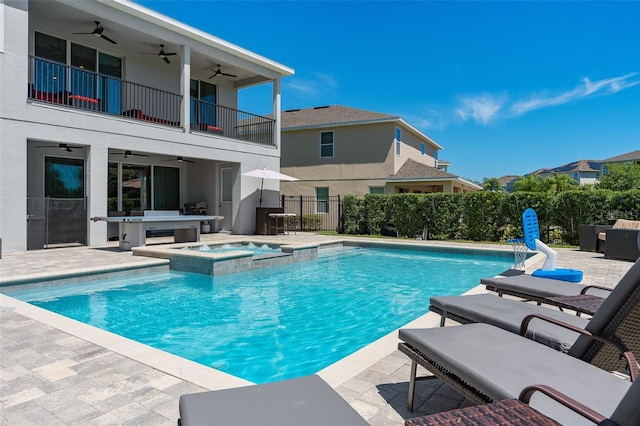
[27,197,87,250]
[281,195,342,233]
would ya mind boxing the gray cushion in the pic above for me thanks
[178,374,368,426]
[430,293,589,352]
[481,275,611,298]
[569,258,640,359]
[399,323,631,425]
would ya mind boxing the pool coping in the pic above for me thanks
[0,240,546,391]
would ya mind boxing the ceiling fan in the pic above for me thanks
[163,156,195,163]
[209,65,237,79]
[72,21,117,45]
[36,143,83,153]
[142,44,177,64]
[114,150,150,158]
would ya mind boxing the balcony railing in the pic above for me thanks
[28,56,182,127]
[190,98,275,146]
[28,56,276,145]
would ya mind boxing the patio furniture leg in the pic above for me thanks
[408,360,417,411]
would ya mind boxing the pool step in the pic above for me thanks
[316,246,363,261]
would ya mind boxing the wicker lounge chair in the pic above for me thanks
[398,323,638,423]
[399,260,640,420]
[178,374,368,426]
[482,273,612,315]
[428,257,640,355]
[405,379,640,426]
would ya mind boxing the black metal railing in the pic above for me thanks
[190,98,275,146]
[28,56,182,127]
[281,195,343,233]
[28,56,276,144]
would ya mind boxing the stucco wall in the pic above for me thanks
[0,0,281,252]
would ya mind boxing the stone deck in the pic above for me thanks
[0,234,632,425]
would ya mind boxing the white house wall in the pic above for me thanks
[0,0,286,252]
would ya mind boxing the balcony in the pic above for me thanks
[28,56,276,147]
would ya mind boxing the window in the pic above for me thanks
[71,43,97,100]
[45,157,84,198]
[320,131,334,158]
[35,32,66,63]
[108,162,119,211]
[153,166,180,210]
[99,52,122,114]
[395,128,401,155]
[121,163,151,212]
[221,168,232,202]
[369,186,385,194]
[190,79,217,127]
[420,143,425,155]
[34,32,67,94]
[316,187,329,214]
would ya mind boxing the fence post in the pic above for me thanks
[338,195,343,234]
[298,195,303,232]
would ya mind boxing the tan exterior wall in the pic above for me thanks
[280,178,388,198]
[392,126,438,173]
[281,121,438,197]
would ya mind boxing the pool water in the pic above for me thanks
[7,246,513,384]
[184,242,281,255]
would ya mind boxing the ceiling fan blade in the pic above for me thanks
[164,52,177,56]
[221,72,237,78]
[162,56,170,64]
[100,34,117,44]
[183,159,195,163]
[208,74,217,79]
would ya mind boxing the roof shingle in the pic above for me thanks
[280,105,398,129]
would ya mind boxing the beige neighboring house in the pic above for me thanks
[279,105,481,198]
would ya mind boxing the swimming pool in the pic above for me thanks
[5,245,513,384]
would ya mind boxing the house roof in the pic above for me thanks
[498,175,519,186]
[390,158,458,180]
[387,159,482,190]
[600,149,640,163]
[280,105,443,150]
[533,159,601,175]
[281,105,397,128]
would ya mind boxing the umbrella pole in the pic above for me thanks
[259,177,264,207]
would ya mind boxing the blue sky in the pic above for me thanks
[137,1,639,182]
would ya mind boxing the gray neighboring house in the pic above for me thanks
[534,160,602,186]
[279,105,481,198]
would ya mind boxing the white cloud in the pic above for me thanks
[455,93,507,125]
[439,72,640,129]
[510,72,639,116]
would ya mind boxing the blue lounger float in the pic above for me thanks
[522,208,583,283]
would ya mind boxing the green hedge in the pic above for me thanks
[341,189,640,244]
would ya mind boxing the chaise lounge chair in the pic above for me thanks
[405,378,640,425]
[399,261,640,419]
[178,374,368,426]
[398,322,638,423]
[481,273,612,315]
[428,257,640,355]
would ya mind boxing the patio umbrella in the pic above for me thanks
[241,167,298,206]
